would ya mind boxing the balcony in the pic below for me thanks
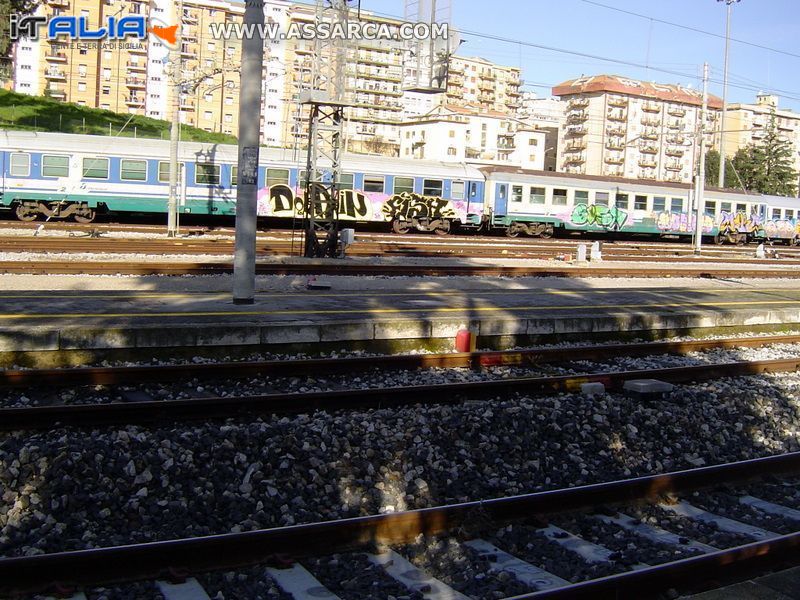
[639,170,657,180]
[498,141,516,150]
[48,89,66,99]
[605,139,624,150]
[182,11,198,24]
[478,82,493,92]
[608,96,628,108]
[179,100,195,110]
[48,0,69,6]
[505,101,521,109]
[44,69,66,81]
[568,97,590,110]
[666,135,685,145]
[566,111,588,124]
[448,75,464,86]
[665,173,683,183]
[638,158,657,168]
[606,167,625,177]
[507,89,521,97]
[641,128,659,141]
[665,161,683,171]
[479,72,497,81]
[127,62,146,72]
[45,52,67,62]
[639,144,658,154]
[126,77,146,89]
[181,47,198,59]
[605,155,625,165]
[667,120,683,130]
[478,93,494,103]
[447,88,464,98]
[126,96,145,107]
[448,63,464,74]
[129,44,147,55]
[566,125,587,136]
[665,146,685,157]
[642,101,661,113]
[668,106,687,117]
[565,140,587,151]
[606,125,626,136]
[641,117,659,127]
[607,110,627,122]
[752,130,766,139]
[564,153,586,165]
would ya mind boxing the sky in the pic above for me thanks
[361,0,800,112]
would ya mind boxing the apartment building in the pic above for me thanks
[443,56,521,116]
[723,93,800,181]
[398,104,547,170]
[518,92,565,171]
[552,74,722,183]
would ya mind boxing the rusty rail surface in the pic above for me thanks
[3,357,800,431]
[1,452,799,597]
[2,334,800,389]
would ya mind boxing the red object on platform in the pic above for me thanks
[455,329,475,353]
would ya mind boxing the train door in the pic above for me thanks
[494,183,508,216]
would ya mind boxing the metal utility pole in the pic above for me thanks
[694,63,709,254]
[167,0,184,238]
[717,0,740,188]
[301,0,354,258]
[232,0,266,303]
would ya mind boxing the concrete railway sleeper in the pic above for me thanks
[2,453,800,599]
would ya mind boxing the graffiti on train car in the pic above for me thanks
[763,219,800,239]
[262,184,370,220]
[718,210,762,234]
[656,212,714,233]
[570,203,628,229]
[381,192,456,221]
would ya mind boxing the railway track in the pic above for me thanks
[2,452,800,599]
[4,336,800,430]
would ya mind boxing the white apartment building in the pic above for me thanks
[552,74,722,183]
[398,104,547,170]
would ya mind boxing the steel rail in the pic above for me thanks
[3,357,800,431]
[1,452,799,596]
[1,260,799,278]
[2,334,800,389]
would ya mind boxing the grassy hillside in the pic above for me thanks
[0,89,238,144]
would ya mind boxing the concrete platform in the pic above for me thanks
[2,276,800,366]
[684,566,800,599]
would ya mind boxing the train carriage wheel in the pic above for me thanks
[505,225,520,238]
[539,225,554,239]
[391,219,411,235]
[14,203,37,222]
[74,209,96,224]
[434,220,451,236]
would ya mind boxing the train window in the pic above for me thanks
[9,153,29,177]
[451,181,465,200]
[552,188,568,205]
[394,176,414,195]
[469,182,478,197]
[363,175,385,194]
[266,168,289,188]
[772,208,781,219]
[574,190,589,204]
[120,159,147,181]
[195,163,221,185]
[529,187,545,204]
[653,196,666,212]
[511,185,523,203]
[720,202,732,213]
[671,198,684,213]
[423,179,443,197]
[298,170,322,187]
[616,193,629,210]
[736,203,747,213]
[705,201,717,215]
[42,155,69,178]
[158,161,184,183]
[634,195,647,210]
[82,157,109,179]
[787,210,795,220]
[231,166,238,187]
[339,173,354,191]
[595,192,609,206]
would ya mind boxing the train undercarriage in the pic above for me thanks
[390,216,451,236]
[14,200,97,223]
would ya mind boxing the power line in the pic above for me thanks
[578,0,800,61]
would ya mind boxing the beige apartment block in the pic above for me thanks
[445,56,521,116]
[552,74,722,183]
[723,93,800,181]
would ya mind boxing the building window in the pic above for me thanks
[451,181,465,200]
[77,82,86,92]
[78,64,87,78]
[529,186,545,204]
[224,114,233,123]
[204,94,212,102]
[102,86,110,95]
[103,68,111,81]
[635,195,647,210]
[204,110,213,120]
[339,173,354,190]
[9,153,30,177]
[196,163,221,185]
[79,48,88,55]
[225,97,234,105]
[363,175,385,193]
[423,179,443,196]
[529,138,538,146]
[394,176,414,194]
[120,159,147,181]
[671,197,684,213]
[82,157,109,179]
[447,147,457,156]
[449,130,455,138]
[266,168,289,187]
[653,196,666,212]
[552,188,568,205]
[42,155,70,178]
